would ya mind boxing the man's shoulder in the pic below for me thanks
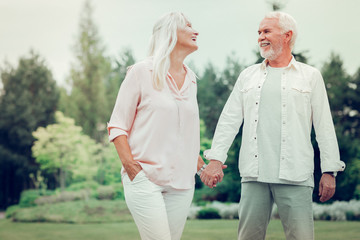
[294,61,321,74]
[240,63,263,76]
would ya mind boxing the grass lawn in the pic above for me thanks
[0,219,359,240]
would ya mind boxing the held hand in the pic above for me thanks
[319,173,336,202]
[200,160,227,188]
[125,162,143,181]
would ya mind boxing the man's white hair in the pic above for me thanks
[148,12,187,90]
[264,11,298,50]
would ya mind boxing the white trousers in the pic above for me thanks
[122,170,194,240]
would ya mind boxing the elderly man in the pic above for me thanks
[200,12,345,239]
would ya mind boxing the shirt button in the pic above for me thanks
[254,137,257,140]
[283,104,286,107]
[282,87,286,90]
[258,86,261,88]
[282,121,286,124]
[255,155,258,158]
[256,102,259,105]
[255,119,258,122]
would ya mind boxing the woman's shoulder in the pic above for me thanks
[128,58,153,73]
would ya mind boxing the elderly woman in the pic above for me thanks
[107,12,211,240]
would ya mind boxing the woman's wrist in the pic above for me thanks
[197,164,207,176]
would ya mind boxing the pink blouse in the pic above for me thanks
[107,58,200,189]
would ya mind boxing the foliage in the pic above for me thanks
[96,141,122,185]
[5,205,20,219]
[8,199,131,223]
[312,200,360,221]
[65,0,111,142]
[190,200,360,221]
[34,190,91,205]
[18,190,42,208]
[32,111,103,190]
[197,53,243,138]
[196,208,221,219]
[18,189,54,208]
[66,181,100,191]
[314,53,360,202]
[108,183,124,200]
[197,53,244,202]
[96,185,115,200]
[0,50,59,209]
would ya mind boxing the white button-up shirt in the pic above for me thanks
[204,57,345,182]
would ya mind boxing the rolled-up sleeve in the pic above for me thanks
[107,66,140,142]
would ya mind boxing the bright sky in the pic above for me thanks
[0,0,359,87]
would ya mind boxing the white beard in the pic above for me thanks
[259,44,283,60]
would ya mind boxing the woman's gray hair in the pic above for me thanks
[265,11,298,50]
[148,12,187,90]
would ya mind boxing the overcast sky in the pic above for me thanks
[0,0,359,87]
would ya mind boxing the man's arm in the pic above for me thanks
[311,70,345,202]
[201,74,245,188]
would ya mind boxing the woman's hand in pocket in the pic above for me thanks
[126,162,143,181]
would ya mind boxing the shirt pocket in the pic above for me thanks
[289,83,312,117]
[291,85,312,94]
[240,86,255,107]
[240,86,253,93]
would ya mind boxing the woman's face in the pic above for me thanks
[176,20,199,53]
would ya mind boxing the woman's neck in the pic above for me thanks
[169,49,187,73]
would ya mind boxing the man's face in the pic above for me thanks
[258,18,285,61]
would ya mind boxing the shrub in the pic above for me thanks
[313,200,360,221]
[34,190,91,205]
[19,190,43,207]
[197,208,221,219]
[189,200,360,221]
[66,181,100,191]
[187,204,202,219]
[96,185,115,200]
[11,199,132,223]
[354,185,360,200]
[111,183,125,200]
[193,187,220,203]
[5,205,20,218]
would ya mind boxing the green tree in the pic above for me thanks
[0,51,59,209]
[348,67,360,139]
[67,0,111,142]
[97,141,122,185]
[317,53,360,201]
[198,53,243,138]
[197,53,244,202]
[32,112,102,191]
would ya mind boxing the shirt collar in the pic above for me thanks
[260,55,299,71]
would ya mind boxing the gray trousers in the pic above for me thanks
[238,182,314,240]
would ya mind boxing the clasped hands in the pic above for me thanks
[200,160,227,188]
